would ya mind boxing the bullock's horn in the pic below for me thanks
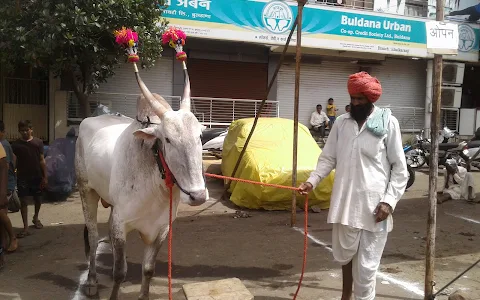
[179,69,191,112]
[134,67,168,117]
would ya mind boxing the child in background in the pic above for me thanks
[326,98,338,127]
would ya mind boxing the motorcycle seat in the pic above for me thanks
[438,143,462,151]
[467,140,480,148]
[201,128,228,145]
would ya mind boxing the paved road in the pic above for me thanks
[0,162,479,300]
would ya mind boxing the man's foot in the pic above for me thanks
[32,218,43,229]
[0,248,4,270]
[16,231,31,239]
[7,238,18,253]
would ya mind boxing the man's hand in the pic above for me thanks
[41,177,48,190]
[374,202,392,223]
[298,182,313,195]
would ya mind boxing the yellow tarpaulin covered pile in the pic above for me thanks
[221,117,335,211]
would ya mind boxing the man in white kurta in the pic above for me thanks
[299,71,408,300]
[439,159,476,203]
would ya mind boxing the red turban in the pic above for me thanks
[347,71,382,103]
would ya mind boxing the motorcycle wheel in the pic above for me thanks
[405,150,426,168]
[406,165,415,190]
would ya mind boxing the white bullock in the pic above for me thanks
[75,69,207,300]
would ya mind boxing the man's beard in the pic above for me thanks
[350,102,374,122]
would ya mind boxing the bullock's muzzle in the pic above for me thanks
[189,190,207,205]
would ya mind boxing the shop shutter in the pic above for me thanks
[277,60,359,127]
[277,58,427,131]
[93,57,174,118]
[188,58,268,99]
[374,58,427,131]
[188,58,268,124]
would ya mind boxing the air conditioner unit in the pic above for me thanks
[442,62,465,85]
[441,86,462,108]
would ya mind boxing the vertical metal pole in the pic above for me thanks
[424,0,444,297]
[291,0,306,227]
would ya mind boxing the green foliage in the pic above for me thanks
[0,0,168,116]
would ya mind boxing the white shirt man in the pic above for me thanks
[299,71,408,300]
[310,105,329,128]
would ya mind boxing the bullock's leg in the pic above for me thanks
[109,210,127,300]
[80,188,100,296]
[138,226,169,300]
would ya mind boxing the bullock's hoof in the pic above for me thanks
[138,295,149,300]
[82,283,98,297]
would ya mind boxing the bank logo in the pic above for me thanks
[262,0,293,34]
[458,24,476,52]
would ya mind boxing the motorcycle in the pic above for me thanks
[404,131,429,168]
[201,127,228,158]
[406,127,468,169]
[463,127,480,170]
[403,145,416,190]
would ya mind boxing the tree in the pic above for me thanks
[0,0,168,117]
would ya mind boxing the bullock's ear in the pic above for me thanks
[133,128,157,141]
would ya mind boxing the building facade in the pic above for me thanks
[50,0,480,142]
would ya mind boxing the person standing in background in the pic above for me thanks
[0,141,17,269]
[327,98,338,127]
[12,120,47,238]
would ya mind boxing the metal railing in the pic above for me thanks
[66,92,279,128]
[313,0,374,11]
[440,107,459,132]
[171,96,279,128]
[311,0,430,18]
[380,106,426,133]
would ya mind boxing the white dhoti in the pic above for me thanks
[332,223,388,300]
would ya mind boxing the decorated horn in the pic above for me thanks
[114,27,169,117]
[162,26,191,110]
[180,69,191,111]
[134,72,169,117]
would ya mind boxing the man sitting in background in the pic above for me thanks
[310,104,329,138]
[438,159,477,204]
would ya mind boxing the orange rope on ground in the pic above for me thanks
[204,172,308,300]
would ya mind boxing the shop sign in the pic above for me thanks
[162,0,479,61]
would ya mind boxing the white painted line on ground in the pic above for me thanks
[445,213,480,225]
[71,237,111,300]
[292,227,424,297]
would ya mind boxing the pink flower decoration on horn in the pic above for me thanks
[114,27,140,63]
[162,26,188,62]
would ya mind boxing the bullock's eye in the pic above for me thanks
[165,138,171,144]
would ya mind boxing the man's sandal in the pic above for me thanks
[7,238,18,253]
[16,231,31,239]
[32,219,43,229]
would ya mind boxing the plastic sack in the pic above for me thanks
[45,127,77,199]
[90,103,126,117]
[221,117,335,211]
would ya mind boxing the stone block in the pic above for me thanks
[183,278,253,300]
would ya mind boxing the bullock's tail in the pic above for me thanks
[84,225,90,258]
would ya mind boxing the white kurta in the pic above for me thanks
[310,111,329,127]
[443,166,476,200]
[307,107,408,233]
